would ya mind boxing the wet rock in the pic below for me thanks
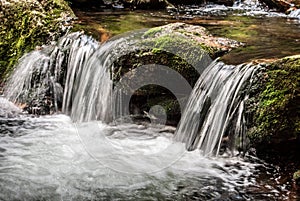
[114,23,242,125]
[143,23,243,57]
[68,0,105,8]
[294,170,300,185]
[0,0,74,80]
[259,0,300,12]
[245,55,300,183]
[0,97,21,118]
[246,55,300,145]
[121,0,172,9]
[168,0,234,6]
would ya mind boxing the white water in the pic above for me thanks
[0,112,259,200]
[0,29,283,200]
[4,32,118,122]
[170,0,300,19]
[175,60,256,156]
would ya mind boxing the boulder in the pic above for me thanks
[0,0,74,80]
[246,55,300,145]
[113,22,242,124]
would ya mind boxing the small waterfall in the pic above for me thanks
[4,32,100,116]
[174,60,256,156]
[5,31,257,156]
[4,32,126,122]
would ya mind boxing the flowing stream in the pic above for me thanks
[0,32,294,200]
[1,0,300,200]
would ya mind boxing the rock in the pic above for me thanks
[246,55,300,145]
[68,0,105,8]
[121,0,172,9]
[294,170,300,184]
[113,22,242,125]
[168,0,234,6]
[259,0,300,12]
[242,56,300,189]
[0,97,21,118]
[143,23,242,57]
[0,0,74,80]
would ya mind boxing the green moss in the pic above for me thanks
[248,55,300,143]
[142,34,213,64]
[293,170,300,180]
[0,0,74,81]
[143,27,163,38]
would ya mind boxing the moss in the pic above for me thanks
[248,55,300,144]
[294,170,300,181]
[0,0,74,81]
[143,27,163,38]
[141,34,214,66]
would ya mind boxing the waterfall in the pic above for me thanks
[4,32,124,122]
[4,31,158,122]
[5,31,257,156]
[174,60,256,156]
[4,32,99,116]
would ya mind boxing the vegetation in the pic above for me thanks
[0,0,74,80]
[248,55,300,144]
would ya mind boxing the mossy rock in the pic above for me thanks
[294,170,300,183]
[114,23,242,85]
[247,55,300,144]
[0,0,74,81]
[113,22,242,125]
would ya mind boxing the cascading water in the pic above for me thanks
[0,30,291,200]
[4,32,100,117]
[4,32,119,122]
[175,60,256,156]
[3,30,258,158]
[4,31,170,123]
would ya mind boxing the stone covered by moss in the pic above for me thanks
[247,55,300,144]
[294,170,300,182]
[0,0,74,80]
[113,23,242,124]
